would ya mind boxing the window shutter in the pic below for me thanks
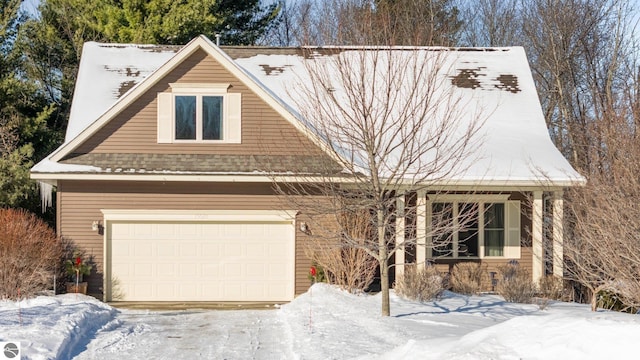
[225,93,242,143]
[504,200,521,258]
[157,92,173,143]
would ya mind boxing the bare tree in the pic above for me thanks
[565,159,640,310]
[270,45,484,316]
[563,69,640,310]
[457,0,520,47]
[525,0,640,311]
[519,0,635,169]
[263,0,462,46]
[457,0,640,311]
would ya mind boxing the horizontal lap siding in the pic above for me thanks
[431,247,534,291]
[74,49,317,156]
[59,180,314,298]
[480,247,533,289]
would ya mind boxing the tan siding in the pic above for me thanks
[430,247,534,292]
[73,49,322,157]
[480,247,534,290]
[295,227,313,296]
[58,180,315,298]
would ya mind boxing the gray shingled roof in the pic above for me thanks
[61,153,343,174]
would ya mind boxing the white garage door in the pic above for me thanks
[108,219,295,302]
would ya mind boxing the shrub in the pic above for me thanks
[316,246,377,292]
[496,263,537,303]
[305,210,377,293]
[0,208,64,300]
[597,290,639,314]
[538,275,564,300]
[450,262,486,295]
[395,264,445,302]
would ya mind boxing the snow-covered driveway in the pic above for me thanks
[3,284,640,359]
[74,308,293,359]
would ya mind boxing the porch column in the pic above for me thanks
[552,191,564,278]
[395,193,406,278]
[532,191,544,283]
[416,190,427,267]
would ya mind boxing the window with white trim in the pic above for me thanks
[428,196,521,259]
[157,83,241,144]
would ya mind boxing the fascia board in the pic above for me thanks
[29,171,584,190]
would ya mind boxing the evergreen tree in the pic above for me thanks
[1,0,58,222]
[88,0,279,45]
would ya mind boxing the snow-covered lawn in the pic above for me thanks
[1,284,639,359]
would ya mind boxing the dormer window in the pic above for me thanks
[175,95,223,140]
[157,83,241,144]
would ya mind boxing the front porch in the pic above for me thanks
[393,190,565,287]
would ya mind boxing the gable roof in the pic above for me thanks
[31,35,584,188]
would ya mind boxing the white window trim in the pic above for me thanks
[172,93,224,142]
[157,83,241,144]
[170,83,230,93]
[427,195,520,259]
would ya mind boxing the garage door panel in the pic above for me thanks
[246,262,265,275]
[109,220,294,301]
[133,223,154,237]
[223,262,243,278]
[177,223,199,237]
[203,264,223,279]
[157,263,176,277]
[268,263,288,277]
[246,243,266,258]
[157,242,176,257]
[179,242,198,257]
[155,223,176,238]
[131,283,154,298]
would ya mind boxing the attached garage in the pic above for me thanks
[103,210,296,302]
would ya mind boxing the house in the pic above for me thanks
[31,36,584,302]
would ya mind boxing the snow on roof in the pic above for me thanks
[232,47,583,184]
[35,39,583,185]
[65,42,178,142]
[31,158,101,173]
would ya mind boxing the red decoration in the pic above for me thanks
[76,257,82,266]
[310,266,317,277]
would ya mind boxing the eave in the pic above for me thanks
[30,171,584,191]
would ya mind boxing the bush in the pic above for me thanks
[306,210,377,293]
[538,275,564,300]
[0,208,64,300]
[395,264,445,302]
[319,246,377,292]
[496,263,537,303]
[450,262,486,295]
[597,290,639,314]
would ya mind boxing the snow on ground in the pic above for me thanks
[1,284,640,359]
[0,294,115,359]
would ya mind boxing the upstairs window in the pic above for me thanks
[157,83,241,144]
[175,95,223,140]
